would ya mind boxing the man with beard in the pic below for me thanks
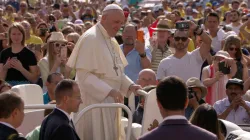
[228,10,242,35]
[214,78,250,124]
[157,21,212,82]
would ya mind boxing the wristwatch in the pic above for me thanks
[139,52,146,58]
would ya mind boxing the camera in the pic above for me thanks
[188,88,197,99]
[176,22,189,30]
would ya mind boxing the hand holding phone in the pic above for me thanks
[60,46,68,61]
[176,22,189,30]
[219,61,230,74]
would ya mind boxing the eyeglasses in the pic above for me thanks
[174,37,188,42]
[229,47,239,51]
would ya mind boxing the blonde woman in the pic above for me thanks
[38,32,72,88]
[66,32,80,54]
[0,23,39,86]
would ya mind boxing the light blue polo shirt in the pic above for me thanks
[121,45,152,82]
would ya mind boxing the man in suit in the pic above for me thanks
[39,79,82,140]
[139,76,217,140]
[0,91,26,140]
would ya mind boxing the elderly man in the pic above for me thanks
[67,4,141,140]
[214,78,250,124]
[137,69,157,87]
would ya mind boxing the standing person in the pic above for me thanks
[139,76,217,140]
[67,4,141,140]
[228,10,242,35]
[0,91,25,140]
[39,79,82,140]
[157,21,212,82]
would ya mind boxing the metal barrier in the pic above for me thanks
[74,103,132,140]
[25,103,133,140]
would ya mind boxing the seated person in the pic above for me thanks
[133,85,156,124]
[0,91,26,140]
[185,77,207,119]
[214,78,250,124]
[43,73,64,104]
[26,100,56,140]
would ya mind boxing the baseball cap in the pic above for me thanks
[226,78,244,90]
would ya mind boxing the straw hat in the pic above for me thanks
[186,77,207,98]
[151,19,170,31]
[214,50,230,59]
[48,32,67,43]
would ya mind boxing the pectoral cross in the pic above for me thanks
[113,65,118,76]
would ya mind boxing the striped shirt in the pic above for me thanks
[151,45,172,73]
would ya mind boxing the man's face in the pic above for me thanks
[122,25,136,46]
[173,30,189,50]
[67,84,82,113]
[232,3,240,10]
[20,2,27,12]
[137,72,157,88]
[206,16,219,31]
[226,84,243,102]
[231,12,239,22]
[47,75,64,99]
[102,10,125,37]
[157,30,170,42]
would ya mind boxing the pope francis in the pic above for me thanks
[67,4,141,140]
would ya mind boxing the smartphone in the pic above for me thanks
[219,61,230,74]
[60,46,68,61]
[176,22,189,30]
[40,28,47,37]
[137,30,144,43]
[57,19,67,30]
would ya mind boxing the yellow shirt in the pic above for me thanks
[220,5,231,18]
[179,9,185,18]
[26,35,43,45]
[188,39,195,52]
[240,27,250,45]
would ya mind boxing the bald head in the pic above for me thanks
[100,5,125,37]
[137,69,157,88]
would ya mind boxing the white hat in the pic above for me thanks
[186,77,207,98]
[103,4,123,12]
[214,50,230,59]
[48,32,67,43]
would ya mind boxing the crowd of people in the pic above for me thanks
[0,0,250,139]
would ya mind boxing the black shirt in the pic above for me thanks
[0,47,37,82]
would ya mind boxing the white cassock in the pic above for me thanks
[67,22,134,140]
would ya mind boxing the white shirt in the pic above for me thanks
[163,115,187,121]
[56,107,71,121]
[0,122,15,129]
[228,23,242,35]
[211,29,226,52]
[213,98,250,124]
[157,48,204,82]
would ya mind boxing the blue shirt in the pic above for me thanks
[43,92,51,104]
[121,44,152,82]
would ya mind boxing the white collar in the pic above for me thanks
[56,107,71,121]
[163,115,187,121]
[0,121,15,130]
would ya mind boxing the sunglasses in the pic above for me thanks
[54,42,66,48]
[229,47,239,51]
[174,37,188,42]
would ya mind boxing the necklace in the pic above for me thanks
[97,25,119,76]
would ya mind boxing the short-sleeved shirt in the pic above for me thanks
[213,98,250,124]
[43,92,51,104]
[157,48,204,82]
[121,45,152,82]
[0,47,37,82]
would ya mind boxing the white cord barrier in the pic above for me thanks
[74,103,132,140]
[25,104,56,109]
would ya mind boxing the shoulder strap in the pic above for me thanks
[209,65,214,78]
